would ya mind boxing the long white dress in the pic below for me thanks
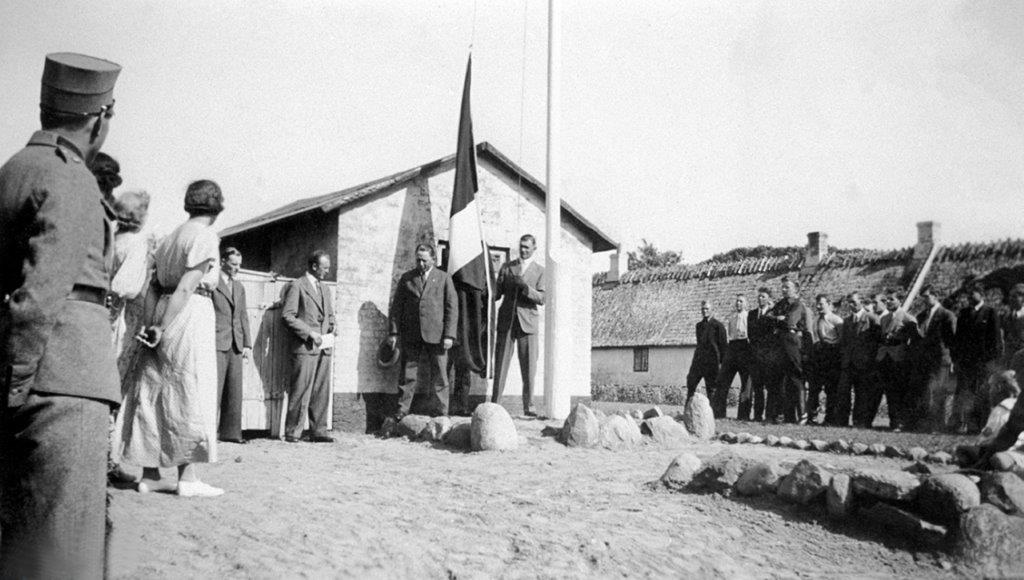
[117,220,220,467]
[109,230,153,361]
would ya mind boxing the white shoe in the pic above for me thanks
[176,480,225,498]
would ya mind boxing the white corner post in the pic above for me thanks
[544,0,571,420]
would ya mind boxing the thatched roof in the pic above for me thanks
[593,239,1024,348]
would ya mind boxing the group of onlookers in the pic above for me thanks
[687,276,1024,435]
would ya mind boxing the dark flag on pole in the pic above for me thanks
[447,56,492,378]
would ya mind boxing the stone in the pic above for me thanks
[916,473,981,526]
[830,439,851,454]
[559,403,601,448]
[641,416,693,447]
[778,460,832,505]
[734,462,783,497]
[956,504,1024,577]
[599,414,642,450]
[907,447,928,462]
[593,409,607,422]
[659,452,702,490]
[903,461,936,475]
[720,432,738,444]
[681,393,716,439]
[747,435,764,445]
[424,416,453,442]
[736,432,752,444]
[827,474,853,518]
[642,406,664,420]
[868,443,887,456]
[809,439,829,452]
[791,439,810,451]
[689,451,753,494]
[928,451,954,464]
[443,422,472,450]
[630,409,644,422]
[851,443,869,455]
[978,472,1024,515]
[851,468,921,501]
[885,445,906,459]
[396,414,431,439]
[778,436,794,447]
[470,403,518,451]
[861,502,947,545]
[765,435,781,447]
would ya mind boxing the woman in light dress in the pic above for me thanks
[117,180,226,497]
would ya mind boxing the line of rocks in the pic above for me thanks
[379,402,519,452]
[654,450,1024,576]
[558,394,718,449]
[717,431,955,465]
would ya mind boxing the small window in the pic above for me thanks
[633,347,649,372]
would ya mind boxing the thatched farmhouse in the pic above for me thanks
[219,142,616,431]
[592,222,1024,388]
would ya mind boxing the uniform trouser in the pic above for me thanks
[809,344,842,423]
[216,348,244,440]
[286,351,331,439]
[1,392,111,580]
[955,361,995,431]
[778,334,806,422]
[686,360,720,401]
[849,365,880,428]
[399,340,449,417]
[716,341,751,419]
[491,320,538,413]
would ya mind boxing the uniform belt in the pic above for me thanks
[729,339,749,344]
[67,284,108,305]
[156,284,213,298]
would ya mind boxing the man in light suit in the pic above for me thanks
[387,243,458,417]
[491,234,545,416]
[281,250,335,443]
[213,247,252,443]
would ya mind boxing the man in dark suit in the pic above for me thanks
[685,300,728,413]
[839,291,881,428]
[213,247,252,443]
[0,53,121,579]
[388,243,458,417]
[911,285,956,431]
[874,289,918,431]
[953,281,1003,433]
[770,276,810,423]
[742,287,777,422]
[281,250,336,443]
[491,234,545,416]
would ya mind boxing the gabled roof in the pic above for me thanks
[219,142,617,252]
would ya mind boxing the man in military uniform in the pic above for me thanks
[0,53,122,579]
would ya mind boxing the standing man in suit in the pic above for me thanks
[770,277,810,423]
[0,53,121,579]
[839,292,882,428]
[742,287,776,422]
[213,247,252,443]
[685,301,728,411]
[491,234,545,416]
[716,294,752,419]
[953,281,1003,433]
[387,243,458,418]
[281,250,335,443]
[808,294,843,425]
[874,289,918,431]
[912,285,957,431]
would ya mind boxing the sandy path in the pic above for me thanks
[109,419,960,579]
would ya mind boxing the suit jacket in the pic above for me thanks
[876,308,917,363]
[955,304,1002,365]
[747,307,775,350]
[494,259,545,335]
[213,275,252,353]
[281,275,335,354]
[914,304,955,368]
[388,267,458,345]
[694,317,728,365]
[840,310,881,370]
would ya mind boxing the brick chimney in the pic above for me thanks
[805,232,828,267]
[914,221,941,259]
[607,247,624,284]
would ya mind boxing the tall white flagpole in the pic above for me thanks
[544,0,571,420]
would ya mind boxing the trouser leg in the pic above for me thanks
[286,354,316,438]
[421,344,449,417]
[491,328,514,404]
[518,330,538,413]
[1,393,110,580]
[833,370,852,427]
[218,349,244,440]
[308,352,332,434]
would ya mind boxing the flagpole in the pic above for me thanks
[543,0,570,420]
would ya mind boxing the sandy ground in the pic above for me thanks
[108,418,963,579]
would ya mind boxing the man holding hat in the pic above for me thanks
[0,52,122,579]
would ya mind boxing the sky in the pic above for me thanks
[1,0,1023,270]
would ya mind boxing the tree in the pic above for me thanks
[628,239,682,270]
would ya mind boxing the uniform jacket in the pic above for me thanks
[839,310,881,370]
[388,266,458,345]
[693,317,728,365]
[213,275,252,353]
[281,274,335,355]
[747,307,776,350]
[954,303,1002,366]
[914,304,955,368]
[0,131,119,406]
[494,259,545,335]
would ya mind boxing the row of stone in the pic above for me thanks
[559,396,718,449]
[381,403,520,452]
[656,450,1024,576]
[717,431,955,464]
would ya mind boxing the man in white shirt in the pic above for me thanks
[715,294,752,419]
[808,294,843,425]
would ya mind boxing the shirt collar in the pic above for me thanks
[221,271,232,286]
[519,256,533,271]
[974,300,984,312]
[306,272,320,287]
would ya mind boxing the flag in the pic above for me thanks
[448,56,492,377]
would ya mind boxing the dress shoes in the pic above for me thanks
[219,437,247,444]
[284,436,300,443]
[309,434,335,443]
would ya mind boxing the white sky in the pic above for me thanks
[1,0,1022,270]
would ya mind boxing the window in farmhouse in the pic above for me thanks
[633,347,649,372]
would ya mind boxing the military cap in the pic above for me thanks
[40,52,121,115]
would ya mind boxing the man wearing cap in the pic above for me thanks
[0,53,122,578]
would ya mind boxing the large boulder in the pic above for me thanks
[599,414,642,450]
[861,502,947,544]
[681,392,716,439]
[396,414,431,439]
[978,472,1024,515]
[778,460,832,505]
[641,416,692,447]
[916,473,981,526]
[851,468,921,501]
[734,462,783,497]
[659,452,702,490]
[470,403,518,451]
[559,403,600,448]
[907,447,929,462]
[827,474,854,518]
[443,422,472,450]
[689,451,753,494]
[956,504,1024,576]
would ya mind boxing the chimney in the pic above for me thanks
[607,247,623,284]
[914,221,941,259]
[805,231,828,267]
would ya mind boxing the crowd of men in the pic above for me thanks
[687,276,1024,434]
